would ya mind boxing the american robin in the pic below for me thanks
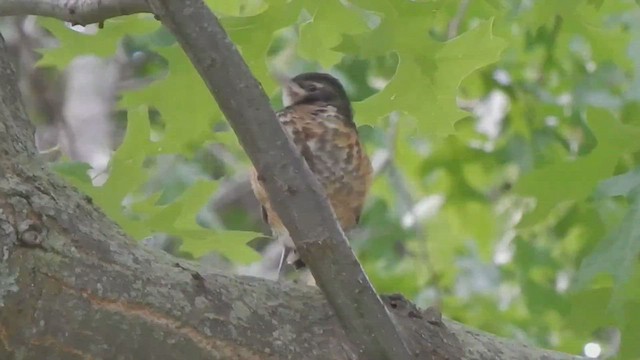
[250,72,373,277]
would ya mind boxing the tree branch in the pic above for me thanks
[0,2,585,360]
[0,32,37,158]
[0,0,149,25]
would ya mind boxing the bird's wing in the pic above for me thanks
[278,105,371,229]
[249,107,315,231]
[253,105,371,232]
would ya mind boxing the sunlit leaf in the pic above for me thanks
[51,161,93,185]
[354,19,507,136]
[297,0,369,68]
[180,230,261,264]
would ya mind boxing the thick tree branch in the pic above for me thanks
[0,35,37,159]
[145,0,412,359]
[0,2,585,360]
[0,0,149,25]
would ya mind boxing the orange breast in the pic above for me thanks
[250,104,373,237]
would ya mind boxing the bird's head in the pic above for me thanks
[279,72,353,123]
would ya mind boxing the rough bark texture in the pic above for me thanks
[0,1,586,360]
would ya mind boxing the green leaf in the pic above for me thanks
[353,19,507,136]
[37,16,158,67]
[51,161,93,185]
[100,107,152,207]
[524,0,585,28]
[515,109,640,225]
[78,107,154,239]
[566,3,633,69]
[180,230,261,264]
[221,0,304,92]
[573,186,640,292]
[297,0,369,68]
[121,46,219,155]
[205,0,266,16]
[448,201,496,259]
[595,168,640,199]
[171,180,219,227]
[568,287,615,334]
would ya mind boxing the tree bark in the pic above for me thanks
[0,1,584,359]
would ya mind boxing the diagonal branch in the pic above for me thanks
[145,0,412,358]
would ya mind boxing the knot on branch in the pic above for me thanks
[18,220,47,247]
[0,193,47,248]
[381,293,465,359]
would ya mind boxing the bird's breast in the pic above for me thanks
[258,104,373,232]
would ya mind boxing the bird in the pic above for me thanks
[249,72,373,279]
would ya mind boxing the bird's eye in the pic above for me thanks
[306,83,318,92]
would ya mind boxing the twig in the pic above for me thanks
[447,0,471,40]
[0,0,149,24]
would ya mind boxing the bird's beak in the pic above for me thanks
[277,74,304,94]
[275,72,305,106]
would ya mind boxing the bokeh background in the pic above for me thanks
[2,0,639,358]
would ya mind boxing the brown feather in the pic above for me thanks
[249,79,373,270]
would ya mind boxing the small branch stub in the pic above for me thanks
[18,220,46,247]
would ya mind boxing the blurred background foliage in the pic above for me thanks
[3,0,640,358]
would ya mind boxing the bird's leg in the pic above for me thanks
[277,246,292,280]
